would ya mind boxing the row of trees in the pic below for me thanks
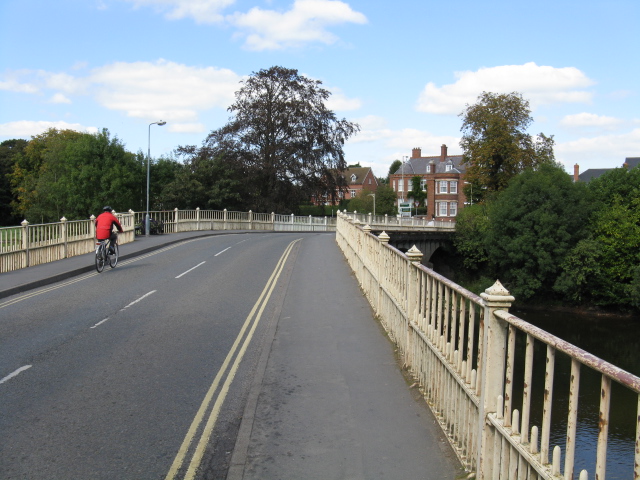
[453,92,639,312]
[0,66,360,226]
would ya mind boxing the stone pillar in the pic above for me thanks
[477,280,514,479]
[21,219,29,267]
[60,217,68,259]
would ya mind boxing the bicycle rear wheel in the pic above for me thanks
[109,243,119,268]
[95,244,105,273]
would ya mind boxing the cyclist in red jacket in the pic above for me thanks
[95,206,123,254]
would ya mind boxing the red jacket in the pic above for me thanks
[95,212,123,240]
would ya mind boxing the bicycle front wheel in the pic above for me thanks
[109,243,119,268]
[95,245,105,273]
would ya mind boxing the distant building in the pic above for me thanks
[312,166,378,205]
[389,145,468,221]
[573,157,640,182]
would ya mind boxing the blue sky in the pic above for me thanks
[1,0,638,179]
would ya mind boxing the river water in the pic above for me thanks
[511,308,639,479]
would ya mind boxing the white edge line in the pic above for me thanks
[1,365,32,384]
[175,261,206,279]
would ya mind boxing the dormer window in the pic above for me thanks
[445,164,452,172]
[350,174,357,182]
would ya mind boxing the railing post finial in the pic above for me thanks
[378,231,390,244]
[406,245,423,264]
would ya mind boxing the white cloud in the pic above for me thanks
[560,112,623,130]
[555,128,640,168]
[0,121,98,138]
[168,122,206,133]
[49,93,72,104]
[228,0,367,51]
[326,86,362,111]
[417,62,595,115]
[122,0,234,24]
[90,59,242,122]
[0,74,39,94]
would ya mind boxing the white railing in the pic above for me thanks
[1,213,135,273]
[132,209,338,234]
[335,212,640,480]
[341,211,456,230]
[1,207,454,274]
[0,208,340,274]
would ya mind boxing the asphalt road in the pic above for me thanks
[0,232,303,480]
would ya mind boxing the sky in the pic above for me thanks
[1,0,639,180]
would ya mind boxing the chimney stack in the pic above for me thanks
[411,147,421,159]
[440,144,447,162]
[574,164,579,182]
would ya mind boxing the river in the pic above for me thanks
[511,308,639,479]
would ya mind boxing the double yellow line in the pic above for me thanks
[165,238,301,480]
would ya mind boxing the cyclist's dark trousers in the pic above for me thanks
[97,233,118,252]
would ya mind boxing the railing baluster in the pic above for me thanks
[564,358,581,480]
[595,375,611,479]
[541,345,556,465]
[521,334,534,444]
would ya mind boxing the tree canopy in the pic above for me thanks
[195,66,360,213]
[9,128,143,222]
[0,139,27,225]
[460,92,556,202]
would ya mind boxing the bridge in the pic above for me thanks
[1,208,639,479]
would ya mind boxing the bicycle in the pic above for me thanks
[95,236,119,273]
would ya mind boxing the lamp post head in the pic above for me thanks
[157,121,166,126]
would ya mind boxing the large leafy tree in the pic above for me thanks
[160,146,244,210]
[484,163,591,301]
[0,139,27,225]
[347,184,397,216]
[555,166,640,310]
[460,92,556,202]
[10,128,143,222]
[200,66,360,213]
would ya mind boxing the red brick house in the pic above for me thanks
[389,145,468,221]
[312,166,378,205]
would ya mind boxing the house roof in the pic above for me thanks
[343,167,377,186]
[393,155,467,175]
[625,157,640,170]
[579,168,613,182]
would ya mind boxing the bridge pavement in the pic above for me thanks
[0,231,464,479]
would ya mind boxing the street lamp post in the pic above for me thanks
[368,193,376,217]
[146,120,166,237]
[464,181,473,206]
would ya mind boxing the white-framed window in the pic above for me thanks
[338,191,344,199]
[426,164,431,173]
[398,179,403,192]
[438,202,448,216]
[350,174,357,182]
[368,178,372,184]
[445,164,452,172]
[449,202,457,216]
[439,181,448,193]
[350,189,356,198]
[420,178,426,191]
[450,181,457,194]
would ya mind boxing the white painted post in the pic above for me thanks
[196,207,201,231]
[174,208,179,233]
[477,280,514,479]
[21,219,29,267]
[223,209,228,230]
[60,217,68,259]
